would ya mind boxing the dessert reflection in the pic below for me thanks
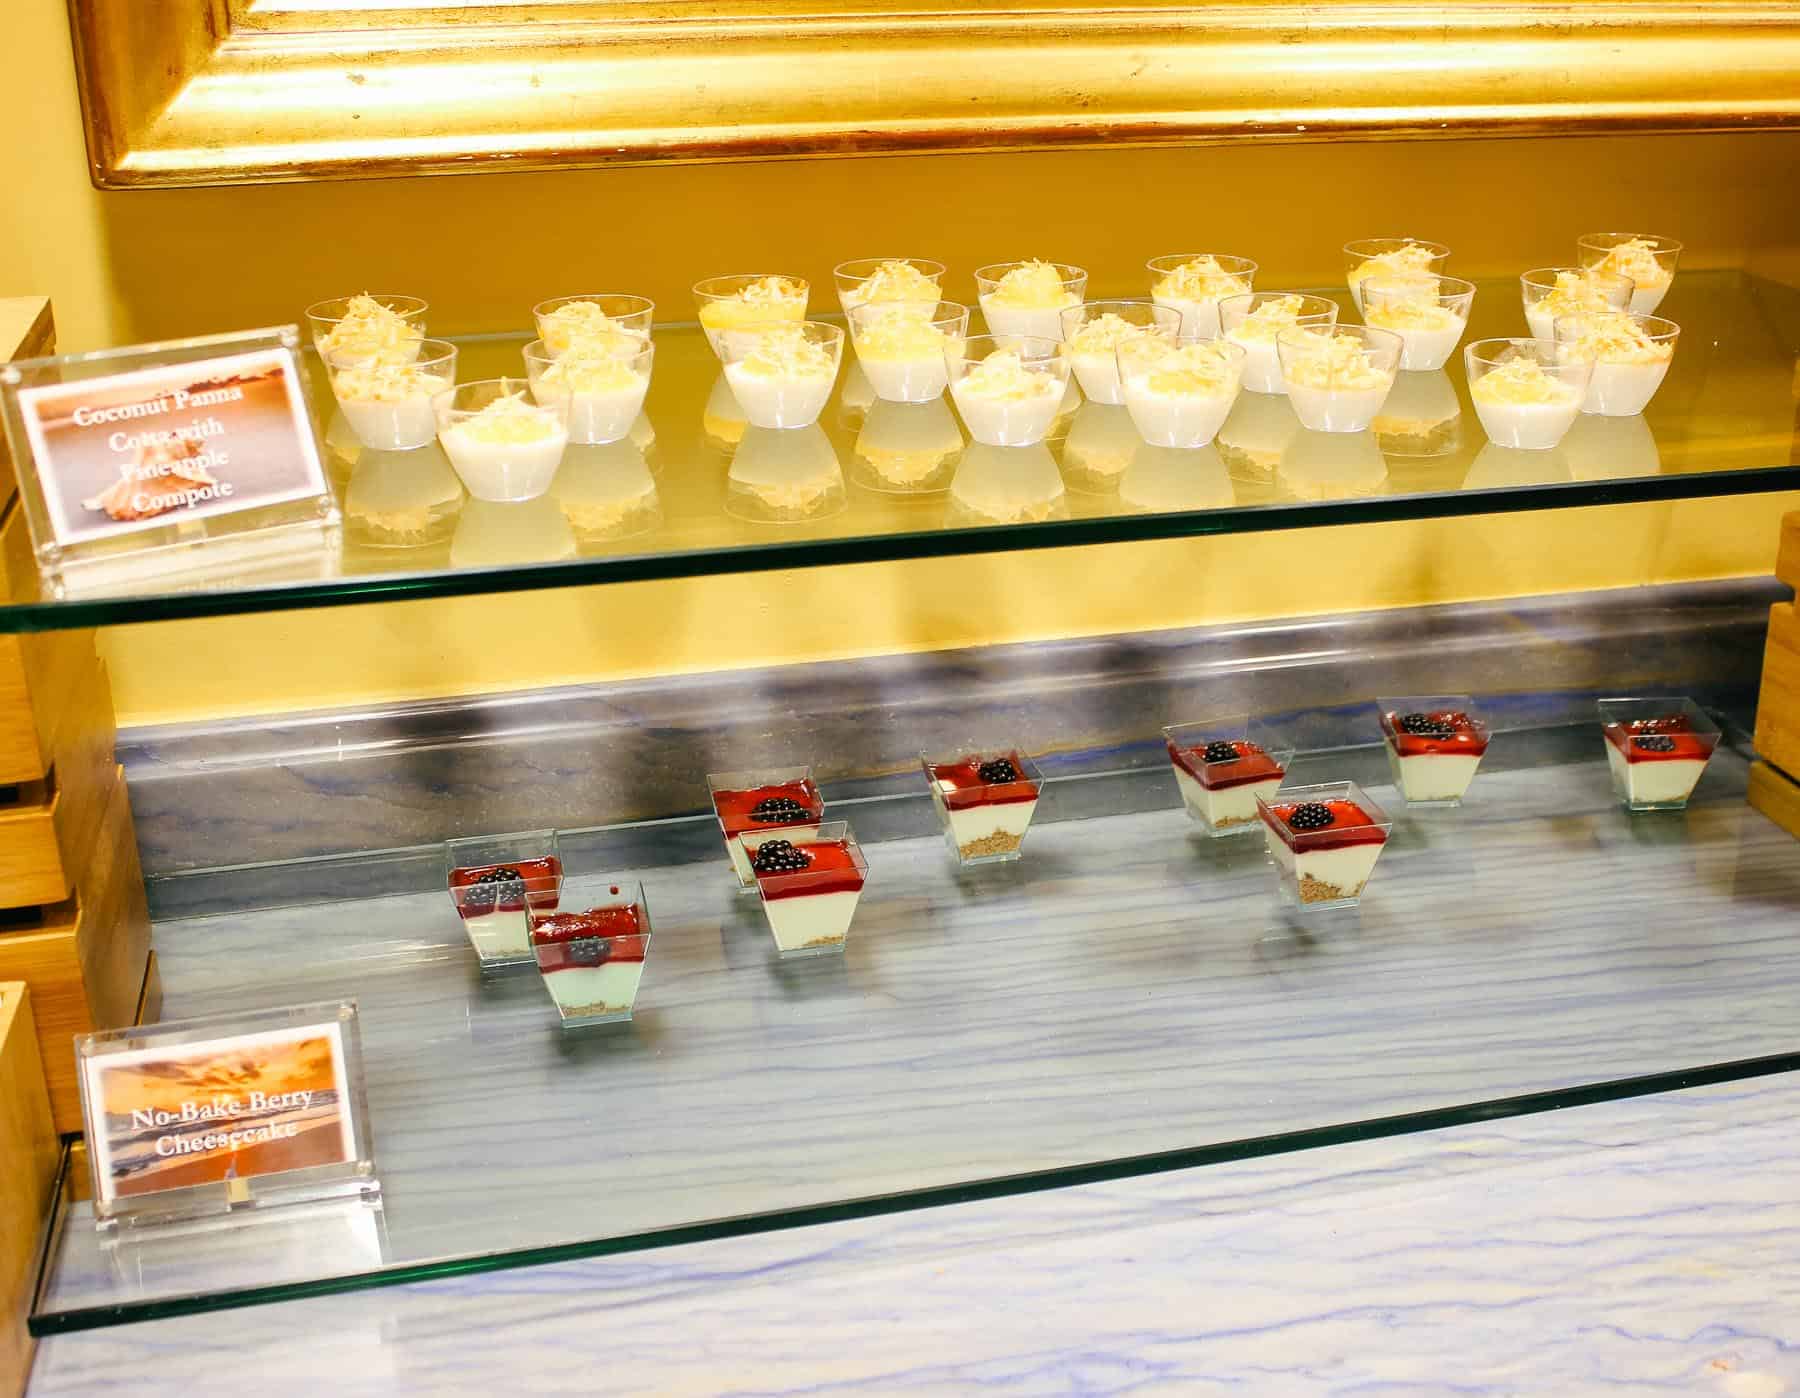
[851,398,964,494]
[1560,412,1662,480]
[1118,443,1236,513]
[552,439,662,545]
[344,443,464,549]
[1463,442,1573,488]
[836,359,877,429]
[726,424,847,523]
[450,494,575,569]
[1277,429,1389,500]
[1371,370,1462,458]
[702,372,749,453]
[1060,402,1141,495]
[946,443,1068,526]
[1216,392,1301,483]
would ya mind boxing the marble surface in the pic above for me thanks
[37,741,1800,1323]
[30,1070,1800,1395]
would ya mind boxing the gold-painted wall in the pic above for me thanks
[4,0,1798,725]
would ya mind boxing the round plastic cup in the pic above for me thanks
[1058,300,1181,405]
[1576,233,1683,315]
[974,262,1088,341]
[304,293,429,359]
[531,294,655,357]
[1360,275,1475,371]
[945,334,1071,447]
[324,337,458,451]
[1275,325,1402,433]
[693,274,810,358]
[1219,292,1339,394]
[1551,312,1679,417]
[1146,253,1258,337]
[1342,238,1450,311]
[833,258,947,314]
[717,321,845,430]
[847,300,971,404]
[433,376,571,501]
[1464,338,1593,451]
[523,338,655,445]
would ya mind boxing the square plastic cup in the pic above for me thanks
[1361,275,1476,372]
[740,820,869,958]
[946,334,1072,447]
[833,258,947,314]
[1220,292,1339,394]
[920,746,1044,865]
[445,829,564,967]
[847,300,971,404]
[1117,336,1246,449]
[1577,233,1683,315]
[433,377,571,501]
[1378,695,1491,807]
[1147,253,1258,337]
[1342,239,1450,312]
[523,337,654,445]
[693,274,810,358]
[707,767,825,890]
[1520,267,1633,340]
[1256,781,1393,910]
[1276,325,1401,433]
[1162,715,1294,837]
[718,322,844,430]
[974,261,1088,341]
[529,880,651,1027]
[1596,697,1721,812]
[1551,312,1679,417]
[1057,300,1181,405]
[325,338,457,450]
[304,293,429,361]
[531,294,655,358]
[1464,339,1592,451]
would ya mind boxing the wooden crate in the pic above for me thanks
[0,297,53,514]
[1754,601,1800,783]
[0,655,117,909]
[1748,760,1800,841]
[0,627,97,786]
[1775,510,1800,592]
[0,770,153,1131]
[0,983,58,1398]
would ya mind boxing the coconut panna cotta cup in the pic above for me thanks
[1219,292,1339,395]
[1342,238,1450,313]
[1464,339,1593,451]
[531,294,655,359]
[847,300,970,404]
[833,257,947,314]
[946,334,1072,447]
[1117,336,1246,448]
[693,274,810,359]
[1597,697,1721,812]
[739,821,870,958]
[975,260,1088,341]
[523,338,653,445]
[1163,715,1294,837]
[325,338,457,450]
[719,322,844,430]
[1275,325,1401,433]
[920,745,1044,866]
[1552,311,1678,417]
[1257,781,1394,910]
[1378,696,1492,807]
[529,880,652,1027]
[1360,276,1475,372]
[434,377,571,502]
[305,293,429,365]
[1057,300,1180,406]
[1577,233,1682,316]
[1520,267,1633,341]
[1147,253,1257,338]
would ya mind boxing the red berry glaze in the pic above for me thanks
[447,857,561,919]
[713,780,824,837]
[1604,716,1713,764]
[1383,711,1490,758]
[927,753,1039,810]
[751,839,867,901]
[531,906,647,972]
[1262,799,1387,849]
[1167,739,1286,790]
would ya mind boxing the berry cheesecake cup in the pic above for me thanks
[445,829,563,966]
[1361,276,1475,372]
[1057,300,1180,406]
[325,338,458,451]
[530,881,651,1027]
[946,335,1071,447]
[1552,311,1678,417]
[305,293,428,365]
[1342,238,1450,313]
[1465,339,1592,451]
[1597,697,1721,812]
[975,260,1088,341]
[921,746,1045,865]
[1276,325,1401,433]
[707,767,826,890]
[1520,267,1633,341]
[740,821,869,957]
[1219,292,1338,395]
[833,257,946,314]
[1379,696,1491,806]
[847,300,970,404]
[1578,233,1682,316]
[1257,782,1393,910]
[1147,253,1257,338]
[531,294,654,359]
[1163,716,1294,837]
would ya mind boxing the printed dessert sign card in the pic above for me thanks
[77,1000,377,1226]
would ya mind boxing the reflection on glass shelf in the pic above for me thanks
[1118,443,1235,514]
[0,270,1795,629]
[1464,442,1573,489]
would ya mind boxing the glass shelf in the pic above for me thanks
[3,270,1797,633]
[33,725,1800,1332]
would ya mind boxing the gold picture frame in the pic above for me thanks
[69,0,1800,188]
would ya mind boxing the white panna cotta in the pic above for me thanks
[1557,312,1675,416]
[699,276,808,357]
[1122,341,1243,448]
[1225,296,1330,394]
[853,307,961,404]
[1363,296,1466,372]
[841,259,942,311]
[1266,829,1386,902]
[950,351,1065,447]
[1346,245,1442,313]
[1588,238,1676,316]
[1605,743,1708,806]
[331,359,452,451]
[980,261,1082,340]
[1064,314,1166,406]
[529,353,650,445]
[1280,330,1396,433]
[1470,357,1584,450]
[723,327,840,430]
[1524,269,1630,342]
[1151,255,1253,338]
[537,302,649,359]
[315,293,424,366]
[438,393,569,501]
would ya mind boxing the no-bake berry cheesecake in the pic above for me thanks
[447,854,563,963]
[1597,698,1721,811]
[1379,697,1491,806]
[530,885,650,1026]
[1257,782,1392,908]
[922,748,1043,863]
[1163,717,1293,836]
[741,822,868,956]
[707,767,826,889]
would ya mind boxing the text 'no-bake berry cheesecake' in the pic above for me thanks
[530,884,651,1026]
[707,767,825,889]
[1163,717,1293,836]
[922,749,1043,864]
[1597,698,1721,811]
[447,854,562,963]
[1379,697,1491,806]
[741,822,868,956]
[1257,782,1392,909]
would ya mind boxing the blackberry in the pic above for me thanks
[461,867,521,911]
[1399,712,1454,738]
[1635,717,1682,734]
[1286,802,1335,831]
[1202,740,1240,764]
[750,796,811,823]
[751,839,812,874]
[977,758,1020,784]
[478,867,521,885]
[1635,735,1677,753]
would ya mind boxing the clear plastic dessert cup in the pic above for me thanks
[739,820,869,958]
[529,879,651,1027]
[1552,312,1679,417]
[1256,780,1393,910]
[1057,300,1180,406]
[717,321,844,430]
[1342,238,1450,312]
[1378,695,1491,807]
[1360,275,1476,372]
[847,300,971,404]
[530,294,655,358]
[1162,715,1294,837]
[1464,339,1592,451]
[1520,267,1633,341]
[523,337,654,445]
[945,334,1072,447]
[325,338,457,451]
[304,293,428,360]
[1577,233,1683,315]
[693,274,810,358]
[1276,325,1401,433]
[1147,253,1258,338]
[833,258,947,314]
[1219,292,1339,395]
[975,261,1088,341]
[433,377,571,502]
[707,766,825,890]
[445,829,564,967]
[920,745,1045,865]
[1596,697,1720,812]
[1117,336,1246,448]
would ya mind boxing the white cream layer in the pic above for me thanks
[542,963,645,1018]
[1394,751,1483,803]
[1171,765,1280,832]
[1264,832,1386,901]
[463,909,532,960]
[723,365,837,429]
[1583,361,1670,417]
[338,395,439,451]
[1473,399,1582,451]
[1285,383,1392,434]
[762,889,862,953]
[438,427,568,501]
[1606,744,1708,805]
